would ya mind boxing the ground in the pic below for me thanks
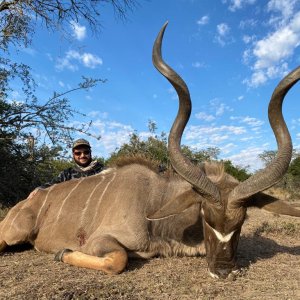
[0,206,299,299]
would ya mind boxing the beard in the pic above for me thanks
[74,157,92,168]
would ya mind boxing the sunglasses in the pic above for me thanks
[73,150,91,156]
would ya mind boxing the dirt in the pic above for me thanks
[0,207,299,300]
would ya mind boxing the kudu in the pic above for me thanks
[1,23,300,279]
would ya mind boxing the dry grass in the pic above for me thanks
[0,204,299,299]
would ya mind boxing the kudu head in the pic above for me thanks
[151,22,299,279]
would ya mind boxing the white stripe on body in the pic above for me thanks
[7,201,27,233]
[34,186,54,228]
[90,171,117,229]
[79,176,104,228]
[0,190,42,235]
[55,179,84,222]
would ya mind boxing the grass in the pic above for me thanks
[255,221,300,236]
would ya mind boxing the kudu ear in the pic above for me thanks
[248,192,300,217]
[147,190,201,220]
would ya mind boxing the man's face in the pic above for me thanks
[73,146,92,167]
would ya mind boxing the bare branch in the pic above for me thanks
[0,0,138,51]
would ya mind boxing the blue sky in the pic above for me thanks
[8,0,300,170]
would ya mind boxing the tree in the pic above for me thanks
[289,156,300,177]
[0,140,64,206]
[223,160,250,182]
[259,149,298,166]
[258,150,300,194]
[108,123,251,182]
[1,76,105,148]
[258,150,277,166]
[108,120,222,169]
[107,120,168,166]
[0,0,137,51]
[0,0,139,206]
[0,0,138,146]
[287,155,300,190]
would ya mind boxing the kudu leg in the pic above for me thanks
[55,236,128,274]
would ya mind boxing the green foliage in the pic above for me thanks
[0,141,67,206]
[181,146,220,164]
[258,151,300,194]
[0,0,138,207]
[223,160,250,182]
[286,156,300,191]
[108,120,251,183]
[289,156,300,177]
[109,120,220,167]
[108,129,170,167]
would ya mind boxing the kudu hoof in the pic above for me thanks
[54,248,73,262]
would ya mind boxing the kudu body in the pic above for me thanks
[1,23,300,279]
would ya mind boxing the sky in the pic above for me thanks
[7,0,300,171]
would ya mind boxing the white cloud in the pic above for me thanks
[183,125,248,158]
[217,23,230,36]
[87,111,108,119]
[192,61,205,68]
[253,28,299,69]
[244,11,300,87]
[56,50,103,71]
[209,98,233,116]
[210,134,230,143]
[242,35,256,44]
[216,103,226,116]
[195,112,215,122]
[239,19,258,30]
[243,70,267,86]
[86,119,134,157]
[70,21,87,41]
[225,0,257,12]
[197,15,209,25]
[223,146,265,171]
[240,136,255,141]
[267,0,298,22]
[186,125,246,141]
[222,143,237,154]
[215,23,232,46]
[230,116,264,127]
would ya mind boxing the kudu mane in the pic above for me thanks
[110,155,161,173]
[110,155,233,187]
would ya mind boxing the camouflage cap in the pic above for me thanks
[72,138,91,150]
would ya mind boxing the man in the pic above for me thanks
[41,138,104,188]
